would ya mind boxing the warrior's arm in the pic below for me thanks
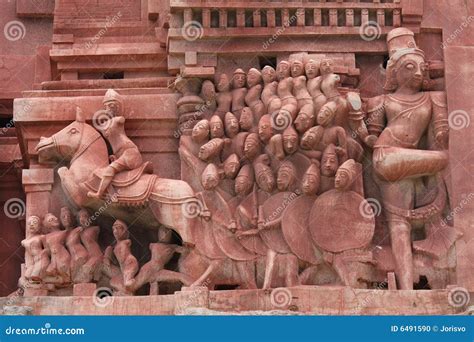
[365,95,386,137]
[430,91,449,149]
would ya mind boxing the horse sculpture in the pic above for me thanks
[35,108,262,289]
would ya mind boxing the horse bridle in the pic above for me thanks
[53,121,102,165]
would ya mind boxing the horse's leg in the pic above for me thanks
[191,259,222,287]
[154,269,193,287]
[236,261,257,289]
[263,249,277,289]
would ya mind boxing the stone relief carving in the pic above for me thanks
[30,27,461,296]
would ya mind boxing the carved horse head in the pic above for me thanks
[35,108,108,165]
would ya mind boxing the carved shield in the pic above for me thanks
[309,190,375,253]
[259,191,296,254]
[282,195,323,264]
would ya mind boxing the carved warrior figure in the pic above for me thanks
[42,213,70,282]
[364,28,449,290]
[200,80,217,118]
[215,74,233,119]
[62,207,88,282]
[88,90,143,200]
[21,216,49,282]
[261,66,281,115]
[245,68,265,121]
[78,209,102,283]
[231,68,247,117]
[104,219,139,292]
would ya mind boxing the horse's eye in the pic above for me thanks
[69,128,79,134]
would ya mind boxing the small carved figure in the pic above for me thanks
[319,143,339,193]
[42,213,71,282]
[62,207,88,283]
[305,59,327,116]
[239,107,256,132]
[224,112,239,138]
[200,80,217,118]
[104,220,139,292]
[209,115,225,139]
[21,216,49,282]
[261,66,281,115]
[245,68,265,121]
[78,209,103,283]
[215,74,233,119]
[231,68,248,118]
[301,161,321,196]
[257,114,273,145]
[276,61,298,120]
[243,133,261,162]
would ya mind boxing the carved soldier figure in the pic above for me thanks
[209,115,225,139]
[243,133,261,162]
[261,66,281,115]
[276,60,298,120]
[365,28,449,289]
[224,112,240,138]
[62,207,88,283]
[276,160,298,192]
[305,59,327,116]
[300,101,348,162]
[245,68,265,121]
[257,114,273,145]
[21,216,49,282]
[301,161,321,196]
[215,74,233,119]
[200,80,217,118]
[240,107,256,133]
[291,60,305,78]
[104,220,139,291]
[231,68,247,118]
[88,89,144,200]
[42,213,70,282]
[319,143,339,194]
[78,209,103,282]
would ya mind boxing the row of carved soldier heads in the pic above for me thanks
[26,208,93,235]
[200,142,355,197]
[203,58,337,95]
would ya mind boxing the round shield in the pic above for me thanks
[309,190,375,253]
[282,195,323,264]
[260,191,296,254]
